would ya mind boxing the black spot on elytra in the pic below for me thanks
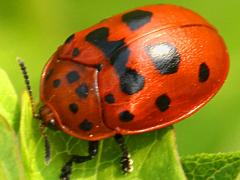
[105,94,115,104]
[199,63,209,82]
[79,119,93,131]
[119,110,134,122]
[85,27,124,58]
[64,34,75,44]
[122,10,153,31]
[45,68,54,80]
[111,47,145,95]
[72,48,80,57]
[53,79,61,88]
[69,103,78,114]
[86,28,144,95]
[120,68,145,95]
[66,71,80,84]
[145,43,180,74]
[156,94,171,112]
[110,46,130,72]
[75,84,89,98]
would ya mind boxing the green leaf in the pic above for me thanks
[20,92,43,180]
[0,115,25,179]
[182,152,240,180]
[20,92,186,180]
[0,68,19,130]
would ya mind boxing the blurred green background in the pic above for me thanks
[0,0,239,156]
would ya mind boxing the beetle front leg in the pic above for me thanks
[60,141,99,180]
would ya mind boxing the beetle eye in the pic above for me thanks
[48,119,58,130]
[50,119,55,125]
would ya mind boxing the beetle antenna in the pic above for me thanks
[18,58,51,164]
[18,58,36,117]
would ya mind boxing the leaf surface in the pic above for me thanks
[0,68,19,130]
[0,115,25,180]
[182,152,240,180]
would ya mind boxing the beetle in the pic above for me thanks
[19,4,229,180]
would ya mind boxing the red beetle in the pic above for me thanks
[19,4,229,180]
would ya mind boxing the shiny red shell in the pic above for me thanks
[40,4,229,141]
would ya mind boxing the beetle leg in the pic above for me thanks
[60,141,99,180]
[114,134,133,173]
